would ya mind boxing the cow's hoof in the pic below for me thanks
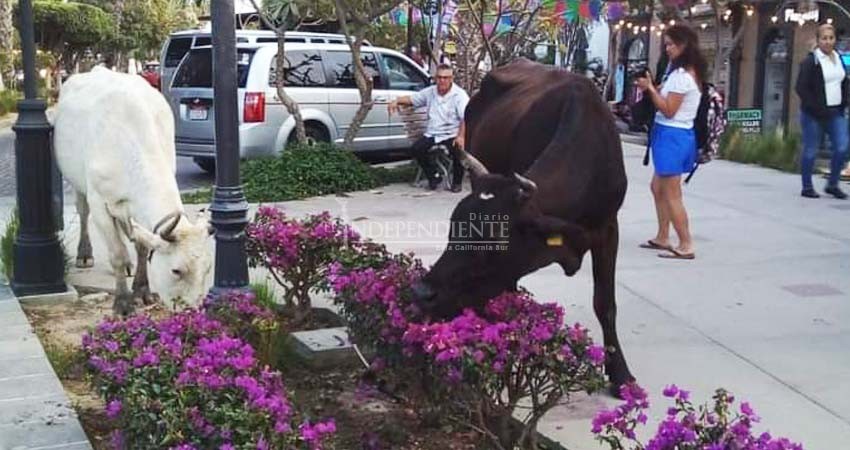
[75,257,94,268]
[113,294,136,317]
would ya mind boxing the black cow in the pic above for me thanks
[413,59,634,394]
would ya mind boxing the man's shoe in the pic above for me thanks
[450,184,462,193]
[825,185,848,199]
[801,188,820,199]
[428,177,442,190]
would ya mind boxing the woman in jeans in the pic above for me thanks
[636,25,706,260]
[795,24,849,199]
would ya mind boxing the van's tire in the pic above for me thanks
[288,123,330,148]
[194,157,216,174]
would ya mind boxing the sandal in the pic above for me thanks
[658,248,696,260]
[639,240,672,251]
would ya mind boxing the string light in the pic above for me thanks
[701,0,708,3]
[746,7,754,17]
[619,19,625,26]
[827,18,834,24]
[659,23,666,30]
[650,25,656,32]
[669,19,676,26]
[626,22,633,28]
[615,24,622,30]
[640,26,647,32]
[656,31,663,37]
[771,16,778,23]
[701,23,708,29]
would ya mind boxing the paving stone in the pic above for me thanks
[0,416,91,450]
[0,356,53,380]
[0,394,74,426]
[0,372,65,402]
[287,327,360,369]
[0,336,44,361]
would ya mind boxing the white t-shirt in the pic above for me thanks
[654,68,701,129]
[411,84,470,143]
[815,48,847,107]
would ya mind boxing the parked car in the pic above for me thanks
[168,41,431,173]
[159,29,362,103]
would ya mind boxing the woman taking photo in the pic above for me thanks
[795,23,849,200]
[636,24,706,260]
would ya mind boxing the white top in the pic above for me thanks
[411,84,470,143]
[654,68,701,129]
[815,48,846,107]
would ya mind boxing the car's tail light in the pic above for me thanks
[243,92,265,123]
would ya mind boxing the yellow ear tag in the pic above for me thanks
[546,234,564,246]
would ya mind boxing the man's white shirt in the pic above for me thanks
[411,84,470,143]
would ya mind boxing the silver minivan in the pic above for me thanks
[169,41,431,172]
[160,29,355,103]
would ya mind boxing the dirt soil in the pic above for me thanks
[21,287,483,450]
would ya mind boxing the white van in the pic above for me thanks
[160,29,357,102]
[169,41,431,172]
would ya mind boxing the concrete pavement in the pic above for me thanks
[0,140,848,449]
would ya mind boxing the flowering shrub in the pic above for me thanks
[83,291,334,449]
[246,207,368,320]
[329,257,607,449]
[203,290,279,366]
[594,384,804,450]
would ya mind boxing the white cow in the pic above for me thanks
[54,67,213,315]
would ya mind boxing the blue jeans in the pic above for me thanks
[800,109,849,190]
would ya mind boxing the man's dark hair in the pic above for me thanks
[665,24,708,85]
[436,63,453,73]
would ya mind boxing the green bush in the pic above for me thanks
[720,127,801,173]
[242,143,383,202]
[1,209,19,283]
[182,145,420,204]
[0,90,21,117]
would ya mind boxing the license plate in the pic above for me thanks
[188,107,208,121]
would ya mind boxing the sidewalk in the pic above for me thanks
[0,140,848,449]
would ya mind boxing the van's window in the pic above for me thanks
[285,38,306,43]
[269,51,325,87]
[172,48,255,88]
[382,54,428,91]
[329,39,344,44]
[257,37,277,43]
[310,38,325,43]
[164,37,192,68]
[194,37,211,47]
[237,37,249,43]
[325,51,383,89]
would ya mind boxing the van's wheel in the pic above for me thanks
[194,157,215,174]
[289,124,329,147]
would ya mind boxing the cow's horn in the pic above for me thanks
[460,150,489,177]
[158,212,182,242]
[514,173,538,194]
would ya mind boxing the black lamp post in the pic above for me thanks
[210,0,250,291]
[11,0,65,296]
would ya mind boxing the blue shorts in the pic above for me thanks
[651,123,697,177]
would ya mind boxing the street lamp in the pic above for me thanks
[11,0,65,296]
[209,0,250,292]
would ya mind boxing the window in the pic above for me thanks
[325,51,382,88]
[193,36,211,47]
[269,51,325,87]
[285,37,306,43]
[172,48,256,88]
[382,54,427,91]
[257,37,277,43]
[164,37,192,68]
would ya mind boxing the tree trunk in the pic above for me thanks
[343,36,373,146]
[247,0,306,145]
[0,0,13,88]
[275,34,307,144]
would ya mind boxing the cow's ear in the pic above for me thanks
[131,220,169,251]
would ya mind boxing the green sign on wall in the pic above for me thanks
[726,109,763,134]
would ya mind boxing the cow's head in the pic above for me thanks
[413,153,588,318]
[132,213,213,307]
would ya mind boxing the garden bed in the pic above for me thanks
[21,286,481,450]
